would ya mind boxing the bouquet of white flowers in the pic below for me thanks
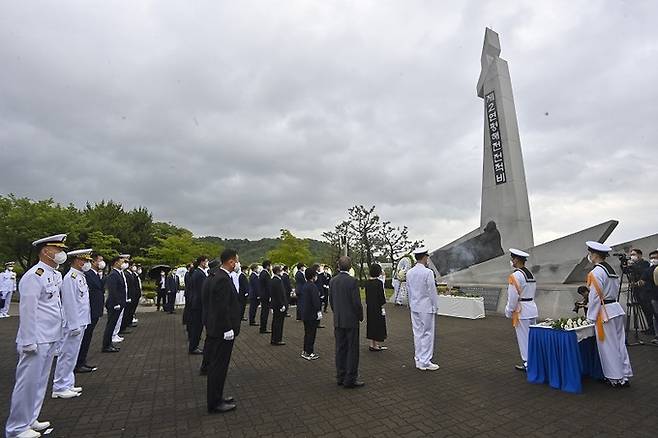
[550,316,592,330]
[396,269,407,282]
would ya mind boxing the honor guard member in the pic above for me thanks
[504,249,538,371]
[585,241,633,387]
[5,234,68,438]
[405,248,440,371]
[52,249,93,399]
[1,261,18,317]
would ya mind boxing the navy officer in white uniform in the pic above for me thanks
[5,234,68,438]
[52,249,93,399]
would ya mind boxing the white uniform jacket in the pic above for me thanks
[406,263,439,314]
[505,268,539,321]
[61,268,91,330]
[587,263,624,323]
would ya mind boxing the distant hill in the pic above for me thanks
[196,236,335,266]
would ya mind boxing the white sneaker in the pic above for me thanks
[132,318,138,323]
[70,386,83,393]
[52,389,81,399]
[30,420,50,431]
[0,314,7,318]
[417,363,440,371]
[16,429,41,438]
[308,353,320,360]
[301,352,311,360]
[112,335,124,343]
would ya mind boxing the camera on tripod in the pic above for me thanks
[613,252,632,274]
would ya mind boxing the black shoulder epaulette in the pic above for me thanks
[596,262,618,278]
[35,268,44,276]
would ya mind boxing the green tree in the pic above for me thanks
[145,230,223,267]
[267,229,312,267]
[86,231,122,259]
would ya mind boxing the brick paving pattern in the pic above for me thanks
[1,305,657,437]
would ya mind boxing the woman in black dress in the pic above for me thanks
[365,263,388,351]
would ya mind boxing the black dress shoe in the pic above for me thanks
[336,381,343,386]
[189,348,204,355]
[118,330,131,335]
[84,363,98,370]
[208,402,236,414]
[241,318,248,321]
[224,396,235,403]
[74,366,94,373]
[199,369,208,376]
[260,330,272,334]
[343,381,365,389]
[514,364,527,372]
[102,347,120,353]
[249,322,259,326]
[270,341,286,346]
[317,325,325,328]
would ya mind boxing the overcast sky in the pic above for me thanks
[1,1,656,250]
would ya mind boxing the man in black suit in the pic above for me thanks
[119,262,139,333]
[329,256,364,388]
[102,255,127,353]
[156,270,167,311]
[270,265,288,345]
[237,265,250,321]
[203,249,241,414]
[259,260,272,334]
[248,264,261,326]
[187,256,209,354]
[76,253,105,372]
[295,263,306,320]
[166,270,179,314]
[281,265,292,317]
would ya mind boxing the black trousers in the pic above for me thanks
[206,336,234,410]
[76,317,99,367]
[259,300,270,332]
[187,309,203,351]
[156,289,166,309]
[271,311,285,343]
[121,299,138,331]
[335,326,360,385]
[303,320,319,354]
[103,307,122,349]
[240,299,247,320]
[248,297,259,324]
[638,289,655,330]
[166,291,176,312]
[200,336,209,373]
[296,303,302,320]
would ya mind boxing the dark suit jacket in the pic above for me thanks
[166,274,179,294]
[329,272,363,328]
[202,267,242,338]
[300,282,322,321]
[124,270,139,302]
[249,272,260,300]
[271,275,288,313]
[105,269,127,310]
[295,270,306,291]
[282,273,292,296]
[238,272,250,304]
[259,270,272,303]
[188,268,207,310]
[84,269,105,319]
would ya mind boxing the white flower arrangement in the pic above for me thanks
[549,316,592,330]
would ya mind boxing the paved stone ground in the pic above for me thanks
[1,305,657,437]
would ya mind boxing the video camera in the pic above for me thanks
[612,252,632,274]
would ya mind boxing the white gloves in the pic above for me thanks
[22,344,37,354]
[113,305,121,310]
[126,298,132,303]
[504,310,512,318]
[280,306,286,312]
[70,328,82,336]
[381,308,386,316]
[224,329,235,341]
[316,311,323,320]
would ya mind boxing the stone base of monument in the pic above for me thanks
[436,295,485,319]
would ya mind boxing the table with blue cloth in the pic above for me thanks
[527,324,604,393]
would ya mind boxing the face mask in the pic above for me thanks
[630,255,638,262]
[587,254,593,264]
[121,262,129,270]
[161,272,165,276]
[50,251,67,265]
[98,260,106,270]
[650,259,658,266]
[131,266,137,272]
[137,268,142,274]
[509,260,514,269]
[82,262,92,272]
[234,262,241,273]
[7,266,13,271]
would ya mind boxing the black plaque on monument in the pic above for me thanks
[459,286,501,312]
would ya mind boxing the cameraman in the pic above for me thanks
[639,250,658,344]
[628,248,653,333]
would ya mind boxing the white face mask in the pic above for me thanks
[234,262,241,273]
[509,260,514,269]
[137,268,142,274]
[587,254,593,264]
[50,251,67,265]
[97,260,106,270]
[121,262,129,270]
[650,259,658,266]
[82,262,92,272]
[630,255,639,262]
[131,266,137,272]
[7,266,13,271]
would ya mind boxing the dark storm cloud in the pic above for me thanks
[1,1,656,249]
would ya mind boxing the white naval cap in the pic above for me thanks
[413,247,430,256]
[586,241,612,253]
[5,261,15,266]
[67,248,93,260]
[32,233,68,248]
[119,254,131,259]
[509,248,530,259]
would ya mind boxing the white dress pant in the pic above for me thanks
[53,328,85,392]
[1,290,13,315]
[597,315,633,381]
[514,318,536,367]
[113,309,124,336]
[411,311,436,367]
[5,342,57,437]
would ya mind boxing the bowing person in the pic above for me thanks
[585,241,633,387]
[270,265,288,345]
[504,249,538,371]
[365,263,388,352]
[300,268,322,360]
[203,249,241,414]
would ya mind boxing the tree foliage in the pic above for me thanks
[267,229,312,267]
